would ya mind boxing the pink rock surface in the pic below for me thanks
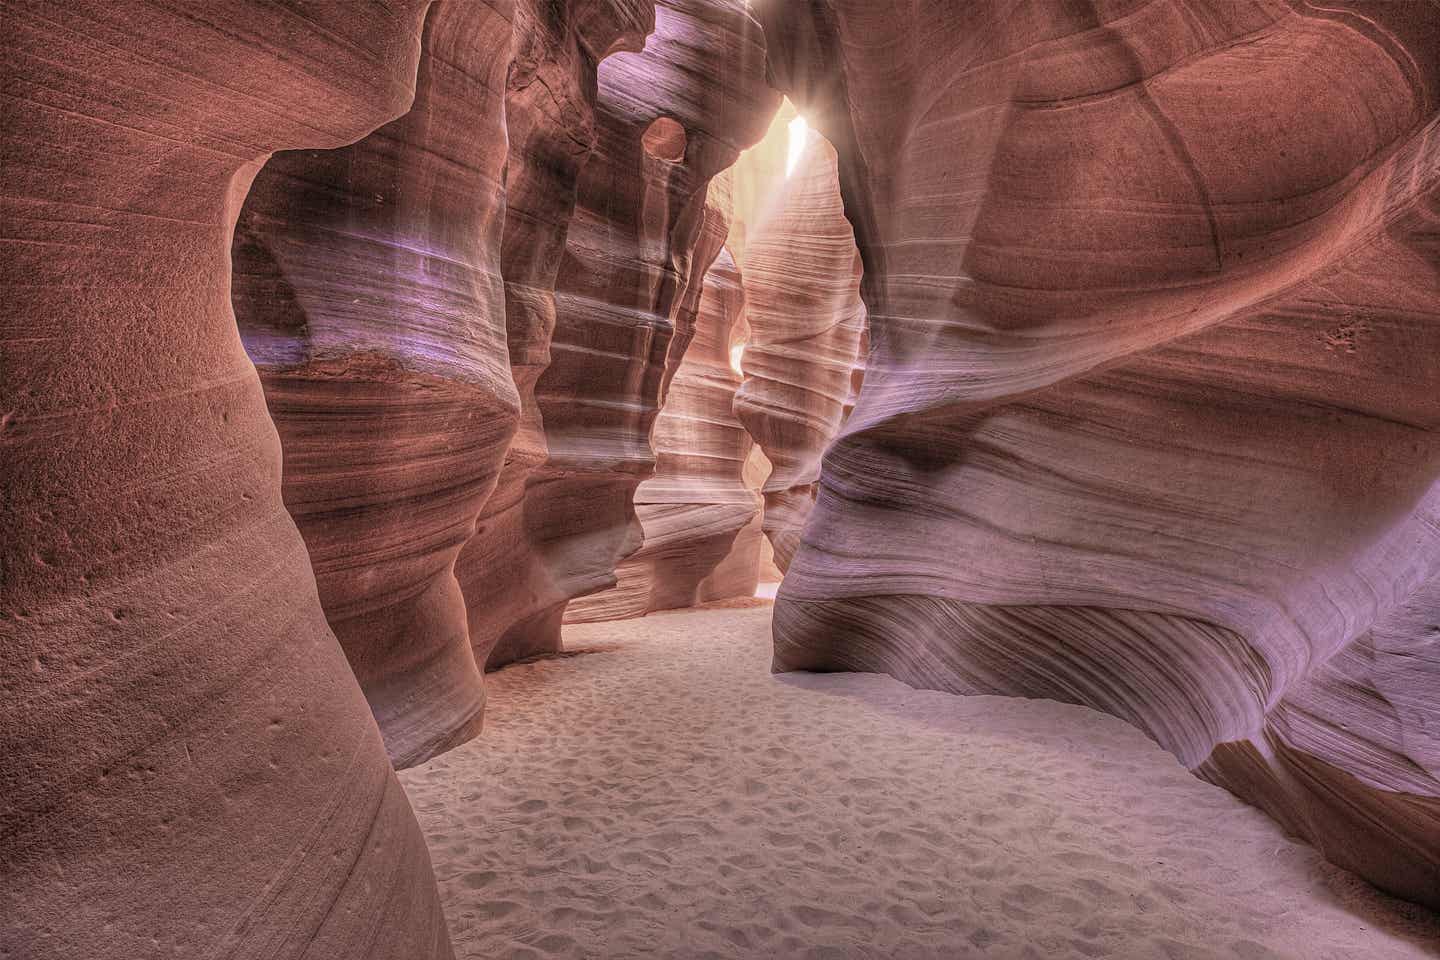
[10,0,1436,940]
[454,0,655,671]
[472,0,779,663]
[719,444,788,595]
[567,190,764,621]
[232,0,520,769]
[757,0,1440,906]
[732,122,867,573]
[2,1,453,955]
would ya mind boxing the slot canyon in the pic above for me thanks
[2,1,1437,958]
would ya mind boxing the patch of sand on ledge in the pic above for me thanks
[399,605,1440,959]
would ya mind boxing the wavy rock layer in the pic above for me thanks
[451,0,650,674]
[757,0,1440,907]
[722,444,788,595]
[233,0,520,769]
[567,210,762,621]
[1,2,453,956]
[694,258,772,604]
[473,0,779,664]
[732,125,867,573]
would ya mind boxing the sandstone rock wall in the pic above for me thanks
[2,1,453,955]
[232,0,520,770]
[474,0,779,663]
[567,195,763,621]
[732,119,867,573]
[756,0,1440,907]
[451,0,653,673]
[699,448,778,601]
[13,0,1434,937]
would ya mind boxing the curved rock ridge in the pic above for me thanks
[699,463,772,601]
[232,0,521,769]
[2,2,453,956]
[756,0,1440,906]
[567,184,764,621]
[732,121,867,573]
[474,0,781,663]
[454,0,655,672]
[691,248,774,605]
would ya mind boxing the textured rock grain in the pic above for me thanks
[455,0,655,672]
[1,2,453,956]
[732,122,867,572]
[567,202,763,620]
[233,0,520,769]
[478,0,779,661]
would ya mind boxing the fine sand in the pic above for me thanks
[399,603,1440,959]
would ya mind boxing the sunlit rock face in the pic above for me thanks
[756,0,1440,906]
[1,1,453,956]
[232,1,520,770]
[477,0,780,664]
[686,247,770,606]
[567,182,763,621]
[701,444,781,600]
[732,117,867,573]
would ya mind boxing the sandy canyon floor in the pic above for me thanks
[399,603,1440,959]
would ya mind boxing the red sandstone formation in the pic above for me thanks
[732,123,867,573]
[692,252,772,605]
[757,0,1440,907]
[702,444,781,600]
[2,1,453,956]
[454,0,656,671]
[471,0,779,664]
[9,0,1437,940]
[232,1,520,769]
[568,186,763,621]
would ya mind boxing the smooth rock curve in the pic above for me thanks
[756,0,1440,907]
[2,2,453,955]
[232,0,521,769]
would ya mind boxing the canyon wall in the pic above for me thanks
[702,447,782,599]
[2,2,453,956]
[468,0,780,664]
[232,0,520,770]
[756,0,1440,907]
[732,119,867,573]
[10,0,1434,945]
[567,188,763,621]
[693,253,773,604]
[452,0,654,672]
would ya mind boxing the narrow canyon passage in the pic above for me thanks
[7,2,1438,955]
[400,605,1439,960]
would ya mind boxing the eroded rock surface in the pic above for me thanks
[10,0,1437,943]
[473,0,779,663]
[732,120,867,572]
[2,1,453,955]
[454,0,656,671]
[568,192,763,621]
[757,0,1440,906]
[233,0,520,769]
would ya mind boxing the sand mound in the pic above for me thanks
[400,606,1439,959]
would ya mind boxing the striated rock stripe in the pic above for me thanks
[567,181,763,621]
[233,0,521,769]
[732,122,867,572]
[476,0,779,663]
[455,0,655,671]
